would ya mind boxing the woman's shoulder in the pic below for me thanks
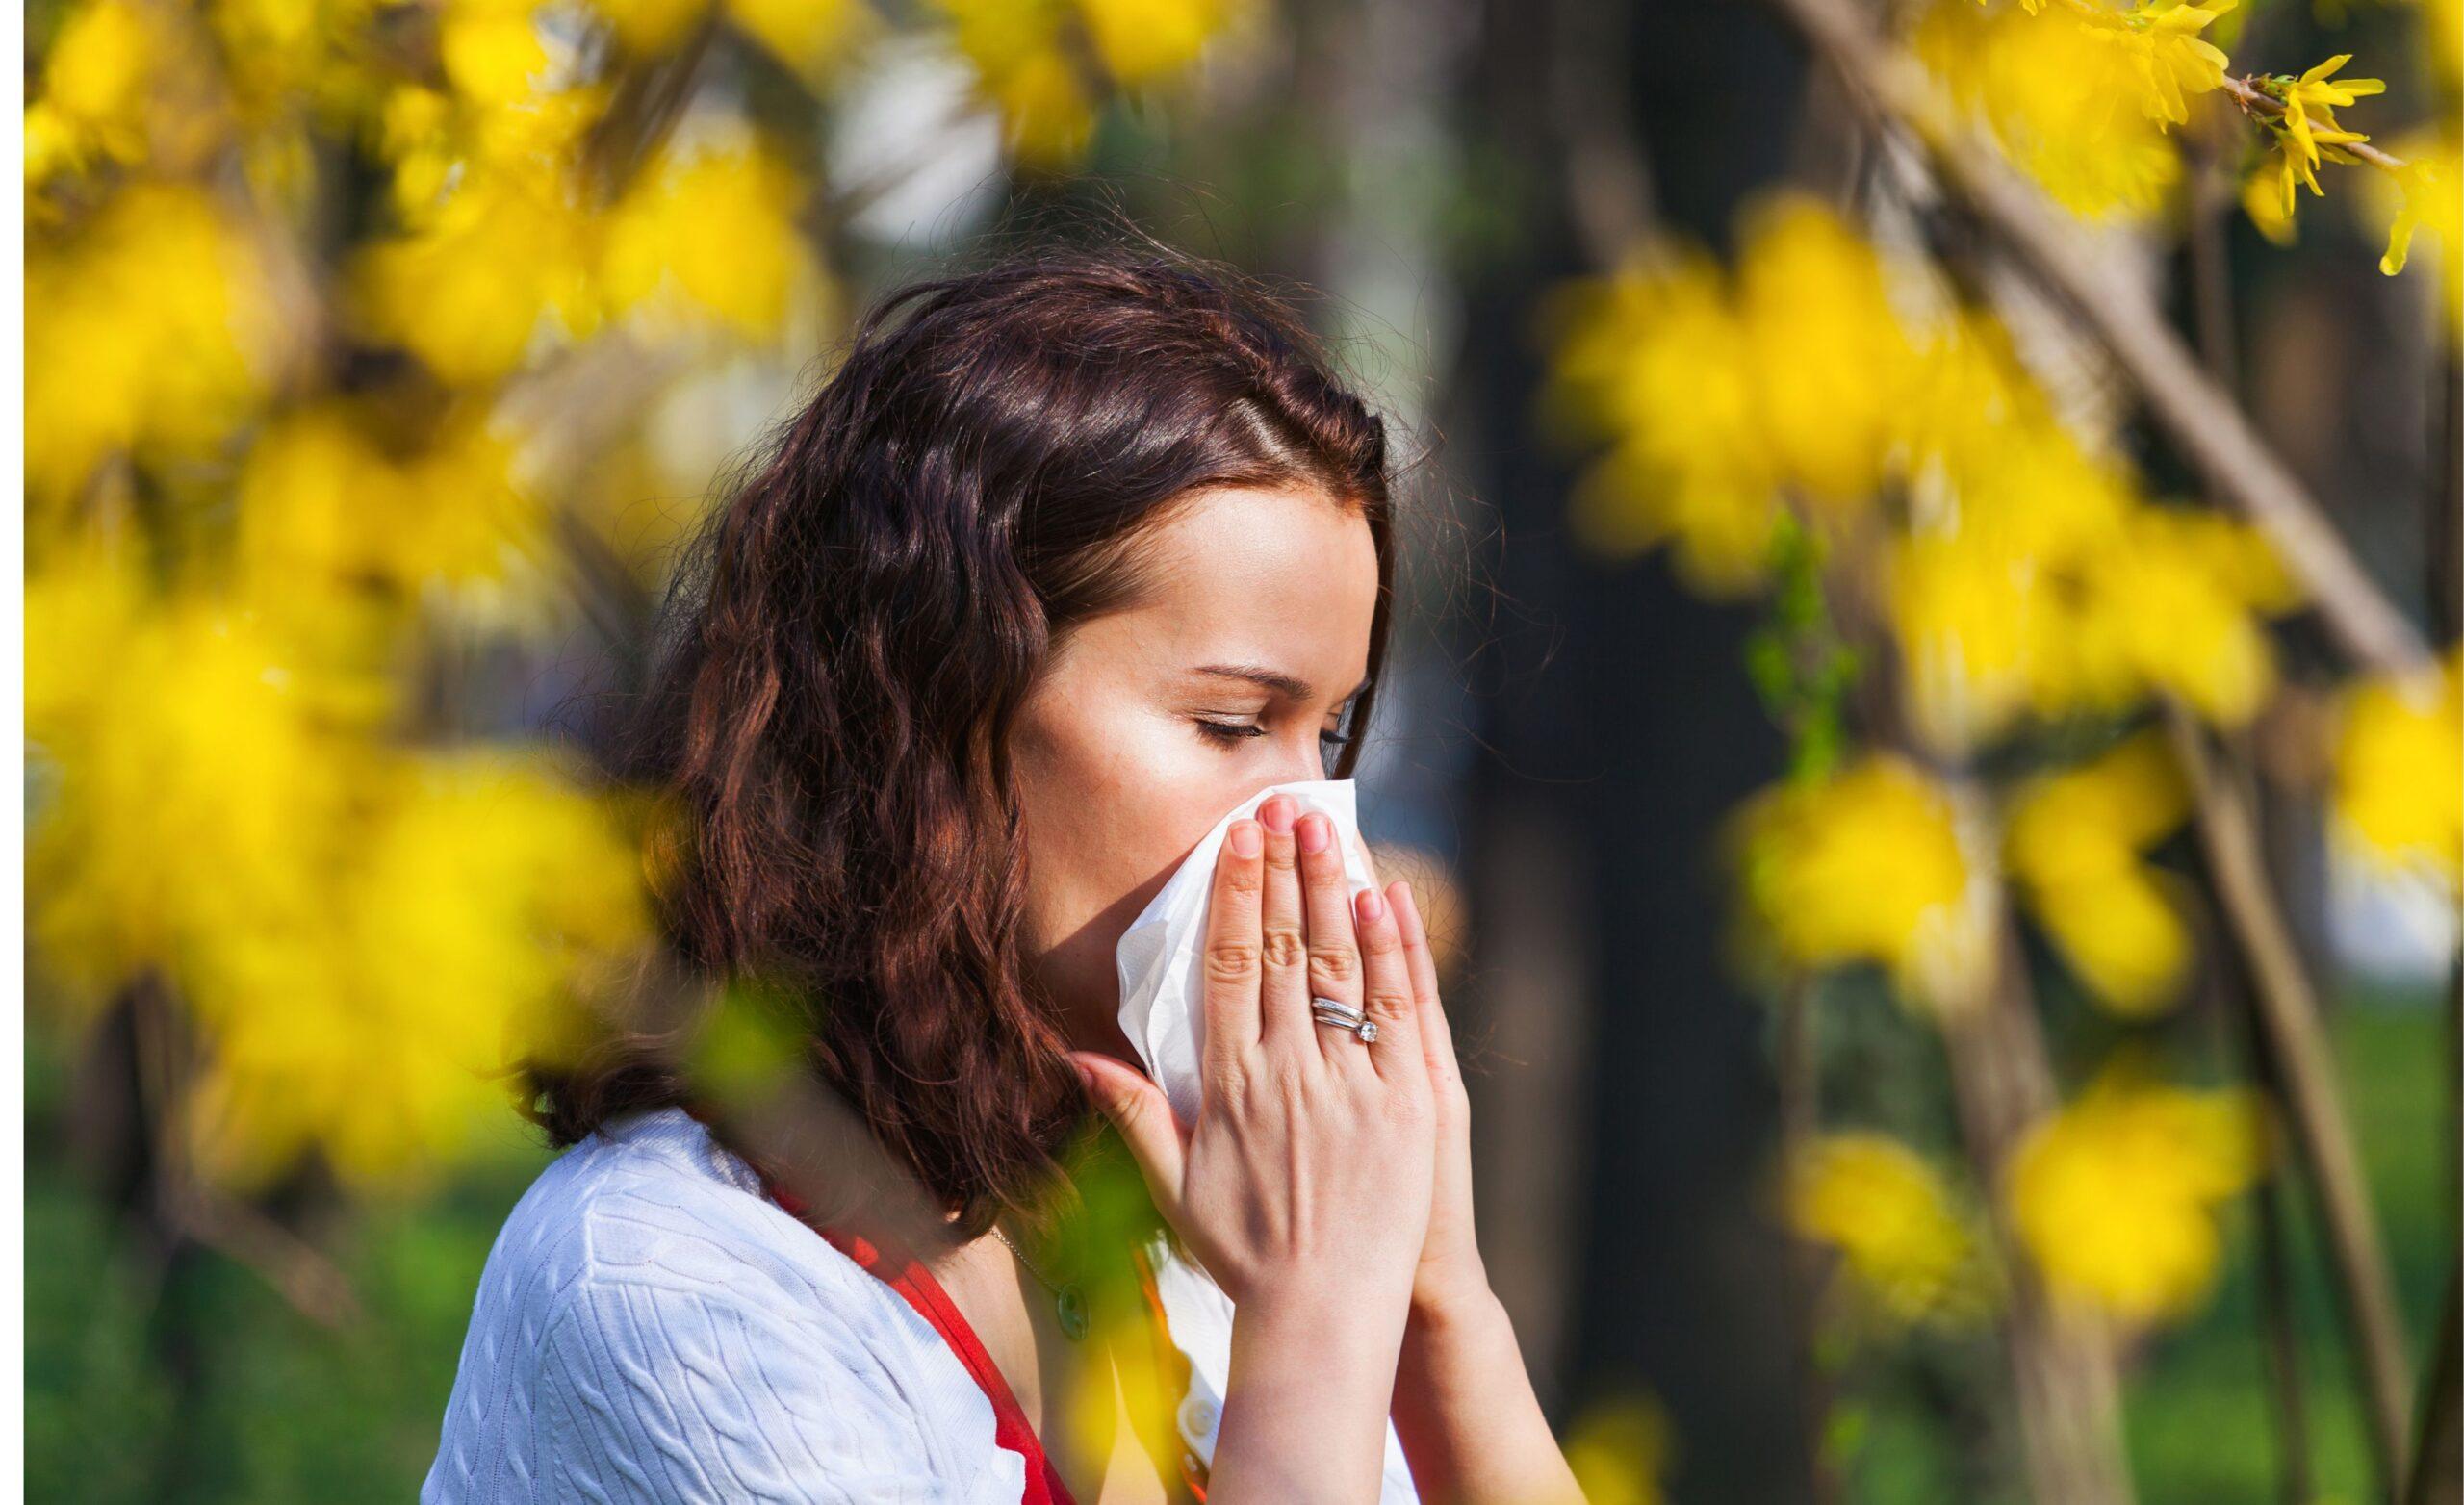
[467,1105,956,1361]
[424,1107,1026,1504]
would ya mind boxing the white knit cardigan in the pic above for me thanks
[420,1107,1424,1503]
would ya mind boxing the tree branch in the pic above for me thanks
[1760,0,2435,677]
[2165,704,2416,1493]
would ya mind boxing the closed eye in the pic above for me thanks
[1193,719,1357,750]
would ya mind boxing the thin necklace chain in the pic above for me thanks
[989,1220,1067,1295]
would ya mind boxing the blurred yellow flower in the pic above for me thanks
[934,0,1245,166]
[1731,756,1992,1011]
[1076,0,1240,85]
[439,0,557,107]
[1915,0,2184,219]
[2005,729,2194,1014]
[36,0,161,167]
[27,589,382,1015]
[1785,1132,1990,1329]
[725,0,871,79]
[1734,194,1916,513]
[1539,248,1776,591]
[2330,646,2464,893]
[2008,1059,2266,1329]
[235,395,543,601]
[2091,505,2294,726]
[1562,1388,1672,1505]
[347,161,605,384]
[585,0,870,79]
[1887,298,2297,750]
[2365,132,2461,340]
[600,135,816,340]
[25,179,284,506]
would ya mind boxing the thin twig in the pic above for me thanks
[1761,0,2434,678]
[2164,704,2416,1492]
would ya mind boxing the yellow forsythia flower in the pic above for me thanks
[25,180,283,505]
[1539,194,1912,590]
[1541,247,1777,592]
[1734,194,1918,513]
[1731,756,1991,1010]
[1076,0,1240,85]
[234,395,543,602]
[600,134,816,340]
[2365,131,2461,343]
[2330,646,2464,893]
[2008,1059,2266,1329]
[1562,1389,1673,1505]
[177,749,654,1189]
[933,0,1245,166]
[2277,54,2385,174]
[347,159,605,384]
[1785,1132,1990,1329]
[2005,729,2194,1014]
[1915,0,2184,219]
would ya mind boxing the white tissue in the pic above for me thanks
[1113,778,1382,1133]
[1109,776,1422,1501]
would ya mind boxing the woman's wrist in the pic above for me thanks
[1409,1250,1498,1325]
[1215,1277,1413,1504]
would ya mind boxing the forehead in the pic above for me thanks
[1123,484,1379,674]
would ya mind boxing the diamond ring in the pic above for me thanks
[1310,996,1378,1044]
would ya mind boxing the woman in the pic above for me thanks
[422,244,1582,1505]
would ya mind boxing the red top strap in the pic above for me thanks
[761,1176,1080,1505]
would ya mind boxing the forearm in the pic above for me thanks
[1208,1282,1413,1504]
[1391,1286,1585,1505]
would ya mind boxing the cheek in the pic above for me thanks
[1014,704,1254,933]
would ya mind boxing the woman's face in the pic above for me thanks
[1011,481,1380,1055]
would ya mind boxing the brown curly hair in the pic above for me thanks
[526,241,1399,1242]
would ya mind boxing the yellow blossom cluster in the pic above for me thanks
[1913,0,2236,220]
[24,0,1251,1197]
[1540,194,2301,753]
[1729,755,1993,1011]
[933,0,1251,165]
[2330,646,2464,895]
[2004,730,2197,1015]
[1537,197,1915,593]
[2007,1058,2267,1329]
[347,91,822,386]
[26,533,655,1191]
[1784,1132,1993,1330]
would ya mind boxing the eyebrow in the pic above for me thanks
[1190,662,1373,704]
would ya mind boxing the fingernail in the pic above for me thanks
[1297,813,1329,854]
[1355,886,1384,923]
[1260,797,1294,833]
[1230,820,1262,858]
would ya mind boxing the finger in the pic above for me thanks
[1201,817,1266,1059]
[1254,795,1313,1054]
[1348,880,1424,1086]
[1393,880,1462,1093]
[1070,1052,1190,1226]
[1295,808,1365,1062]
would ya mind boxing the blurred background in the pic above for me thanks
[20,0,2460,1499]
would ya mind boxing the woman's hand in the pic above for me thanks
[1385,878,1490,1317]
[1068,793,1436,1312]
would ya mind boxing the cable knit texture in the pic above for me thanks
[420,1107,1027,1504]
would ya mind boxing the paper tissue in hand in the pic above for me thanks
[1108,777,1424,1501]
[1113,778,1381,1132]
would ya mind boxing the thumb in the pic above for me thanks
[1067,1051,1188,1213]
